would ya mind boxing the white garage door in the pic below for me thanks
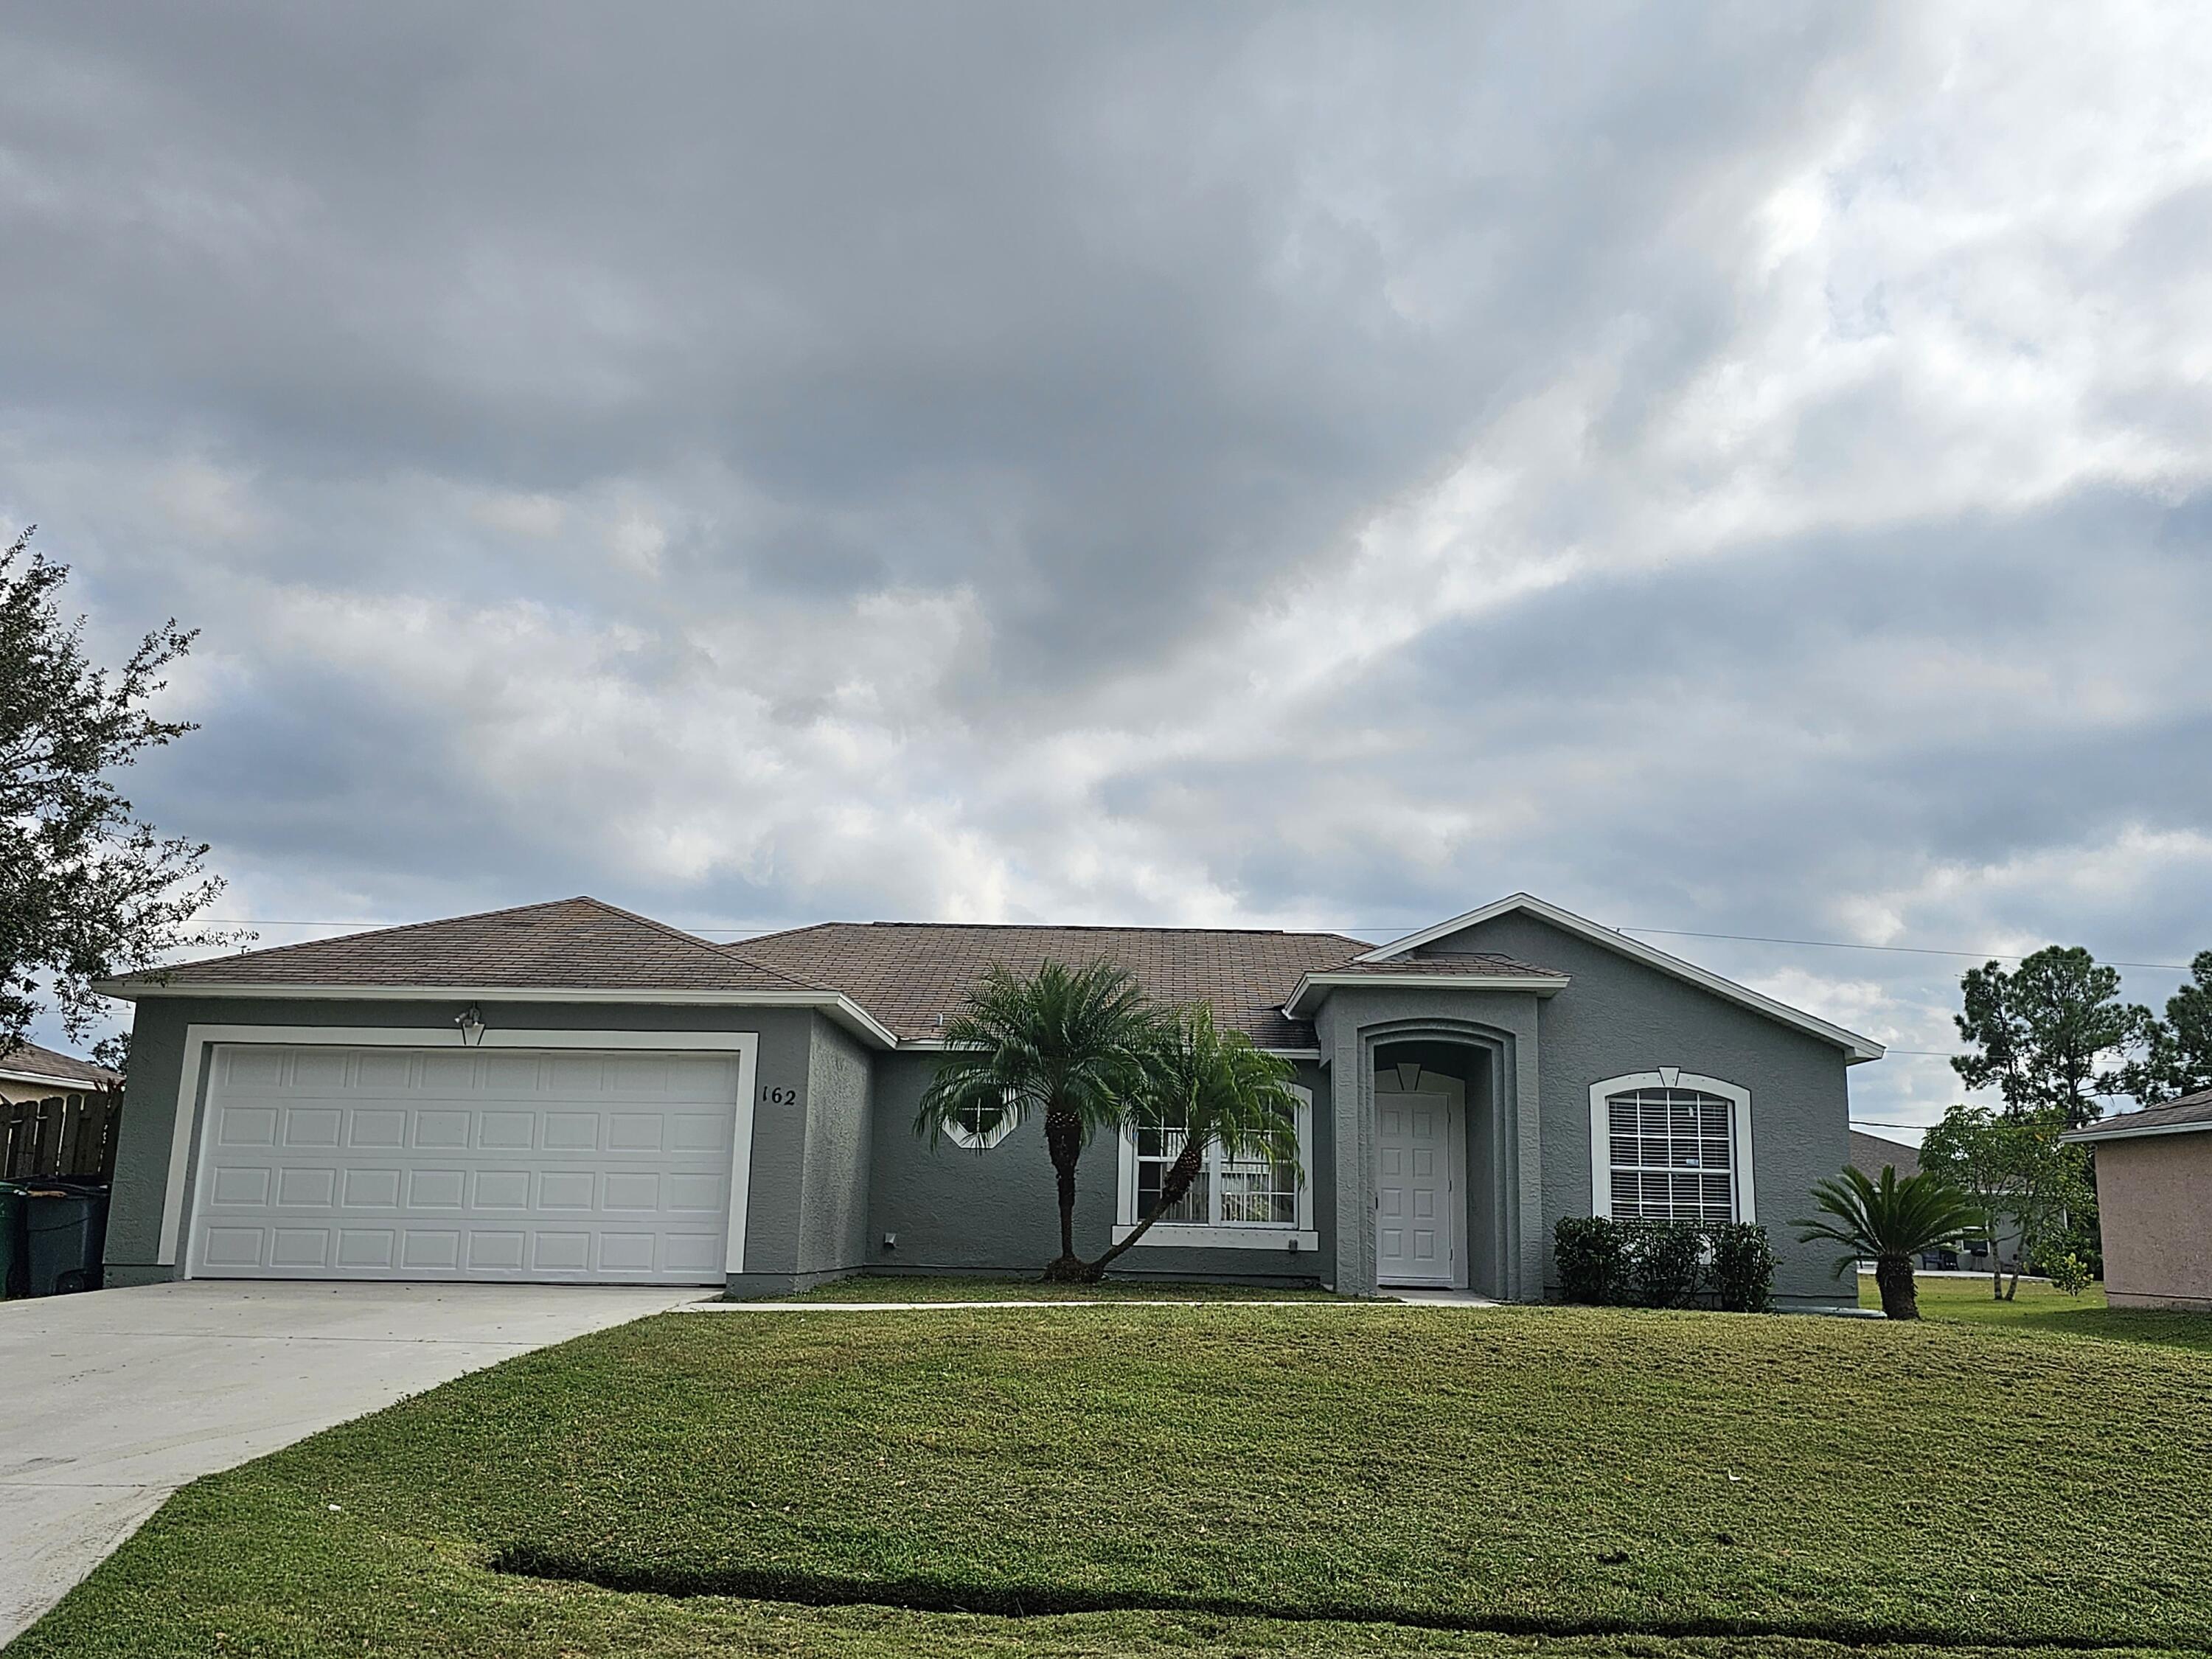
[187,1043,740,1284]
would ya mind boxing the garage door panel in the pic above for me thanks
[349,1109,407,1147]
[191,1043,738,1284]
[219,1106,278,1147]
[343,1166,402,1208]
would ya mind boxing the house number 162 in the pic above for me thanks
[760,1085,799,1106]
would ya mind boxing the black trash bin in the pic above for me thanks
[0,1180,26,1298]
[21,1180,110,1295]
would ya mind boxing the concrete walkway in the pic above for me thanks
[0,1280,703,1645]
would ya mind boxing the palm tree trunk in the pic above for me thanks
[1040,1105,1087,1281]
[1875,1253,1919,1319]
[1080,1137,1206,1280]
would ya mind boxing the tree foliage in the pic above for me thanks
[1,526,234,1060]
[1793,1166,1983,1319]
[1950,947,2149,1127]
[2118,950,2212,1105]
[916,957,1159,1280]
[1918,1104,2092,1300]
[1082,1004,1301,1279]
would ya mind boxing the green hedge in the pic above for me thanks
[1553,1216,1775,1312]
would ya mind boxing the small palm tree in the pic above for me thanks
[1080,1005,1304,1281]
[917,959,1157,1281]
[1793,1166,1983,1319]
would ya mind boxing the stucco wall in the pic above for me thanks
[863,1050,1332,1285]
[2094,1132,2212,1310]
[103,995,818,1288]
[794,1015,875,1279]
[1431,911,1860,1307]
[1313,986,1543,1299]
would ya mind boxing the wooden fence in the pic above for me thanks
[2,1090,122,1182]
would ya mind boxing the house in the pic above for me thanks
[1849,1127,2014,1276]
[2062,1090,2212,1312]
[92,891,1883,1306]
[1848,1129,1918,1183]
[0,1039,119,1107]
[2,1040,123,1183]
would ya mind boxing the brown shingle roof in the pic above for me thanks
[734,922,1382,1047]
[125,897,824,996]
[113,900,1572,1051]
[1849,1130,1921,1181]
[2063,1087,2212,1141]
[0,1039,119,1089]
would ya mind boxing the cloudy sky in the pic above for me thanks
[7,1,2211,1130]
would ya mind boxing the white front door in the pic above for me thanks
[1377,1091,1460,1287]
[187,1043,740,1284]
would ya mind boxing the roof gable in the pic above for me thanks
[1357,893,1885,1063]
[100,897,828,998]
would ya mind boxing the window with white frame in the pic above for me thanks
[1116,1083,1315,1245]
[943,1086,1018,1152]
[1133,1119,1299,1226]
[1603,1085,1739,1222]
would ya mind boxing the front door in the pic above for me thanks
[1377,1091,1460,1287]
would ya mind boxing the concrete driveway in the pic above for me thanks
[0,1280,706,1644]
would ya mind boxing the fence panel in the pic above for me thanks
[2,1091,121,1181]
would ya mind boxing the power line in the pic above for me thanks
[1610,925,2192,973]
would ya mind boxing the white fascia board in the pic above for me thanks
[0,1068,108,1091]
[99,980,900,1049]
[1281,971,1568,1020]
[1354,892,1886,1064]
[2061,1119,2212,1144]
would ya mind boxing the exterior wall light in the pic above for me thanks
[456,1004,488,1047]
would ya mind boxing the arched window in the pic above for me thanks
[1587,1071,1755,1222]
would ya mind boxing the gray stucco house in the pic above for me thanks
[96,892,1882,1307]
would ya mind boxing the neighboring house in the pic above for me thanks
[1847,1127,2014,1276]
[2062,1090,2212,1312]
[0,1039,119,1107]
[93,891,1882,1306]
[1848,1129,1919,1183]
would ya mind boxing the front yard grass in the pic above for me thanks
[18,1304,2212,1658]
[1860,1271,2212,1352]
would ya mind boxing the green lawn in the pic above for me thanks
[18,1305,2212,1658]
[776,1273,1340,1302]
[1860,1272,2212,1352]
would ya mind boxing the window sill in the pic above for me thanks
[1110,1224,1319,1251]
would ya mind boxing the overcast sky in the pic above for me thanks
[7,2,2211,1130]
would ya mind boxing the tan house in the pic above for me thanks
[2063,1089,2212,1313]
[0,1039,119,1107]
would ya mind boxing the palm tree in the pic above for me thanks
[1080,1005,1304,1281]
[1793,1166,1984,1319]
[917,959,1158,1281]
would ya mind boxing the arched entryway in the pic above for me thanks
[1372,1037,1505,1296]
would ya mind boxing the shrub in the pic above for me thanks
[2044,1251,2092,1295]
[1707,1221,1776,1312]
[1554,1216,1631,1304]
[1553,1216,1778,1311]
[1629,1220,1703,1308]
